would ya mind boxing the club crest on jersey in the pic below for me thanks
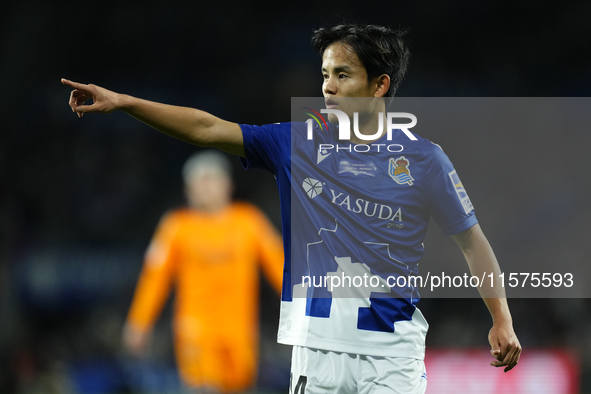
[389,156,414,186]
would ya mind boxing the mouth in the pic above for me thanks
[325,98,338,108]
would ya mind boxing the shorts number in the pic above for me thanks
[290,373,307,394]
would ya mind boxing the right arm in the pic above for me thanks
[123,212,179,356]
[250,206,284,294]
[61,78,245,157]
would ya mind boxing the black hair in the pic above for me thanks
[312,22,410,98]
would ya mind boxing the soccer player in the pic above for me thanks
[122,150,284,393]
[63,22,521,393]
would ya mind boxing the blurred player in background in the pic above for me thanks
[122,150,284,394]
[63,21,521,394]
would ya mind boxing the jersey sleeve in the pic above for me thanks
[238,123,291,174]
[125,211,180,333]
[426,144,478,235]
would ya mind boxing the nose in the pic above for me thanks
[323,76,336,96]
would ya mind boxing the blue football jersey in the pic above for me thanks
[240,121,477,358]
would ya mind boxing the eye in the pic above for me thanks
[323,74,329,79]
[339,74,348,79]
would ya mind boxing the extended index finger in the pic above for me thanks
[61,78,89,90]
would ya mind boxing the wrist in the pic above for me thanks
[492,316,513,327]
[485,297,513,326]
[117,94,132,111]
[491,308,513,326]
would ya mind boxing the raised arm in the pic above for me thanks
[452,223,522,372]
[61,78,245,157]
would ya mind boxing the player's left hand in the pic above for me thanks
[488,322,522,372]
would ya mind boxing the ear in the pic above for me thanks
[373,74,390,98]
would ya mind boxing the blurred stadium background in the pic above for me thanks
[1,0,590,392]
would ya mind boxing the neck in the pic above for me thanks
[189,200,230,214]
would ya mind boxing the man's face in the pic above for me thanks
[321,42,378,123]
[185,172,232,212]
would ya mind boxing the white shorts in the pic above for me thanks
[289,346,427,394]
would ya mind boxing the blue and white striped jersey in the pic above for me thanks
[240,121,477,359]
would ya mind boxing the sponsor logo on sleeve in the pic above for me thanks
[448,170,474,214]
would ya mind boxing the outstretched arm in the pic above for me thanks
[452,223,522,372]
[61,78,245,157]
